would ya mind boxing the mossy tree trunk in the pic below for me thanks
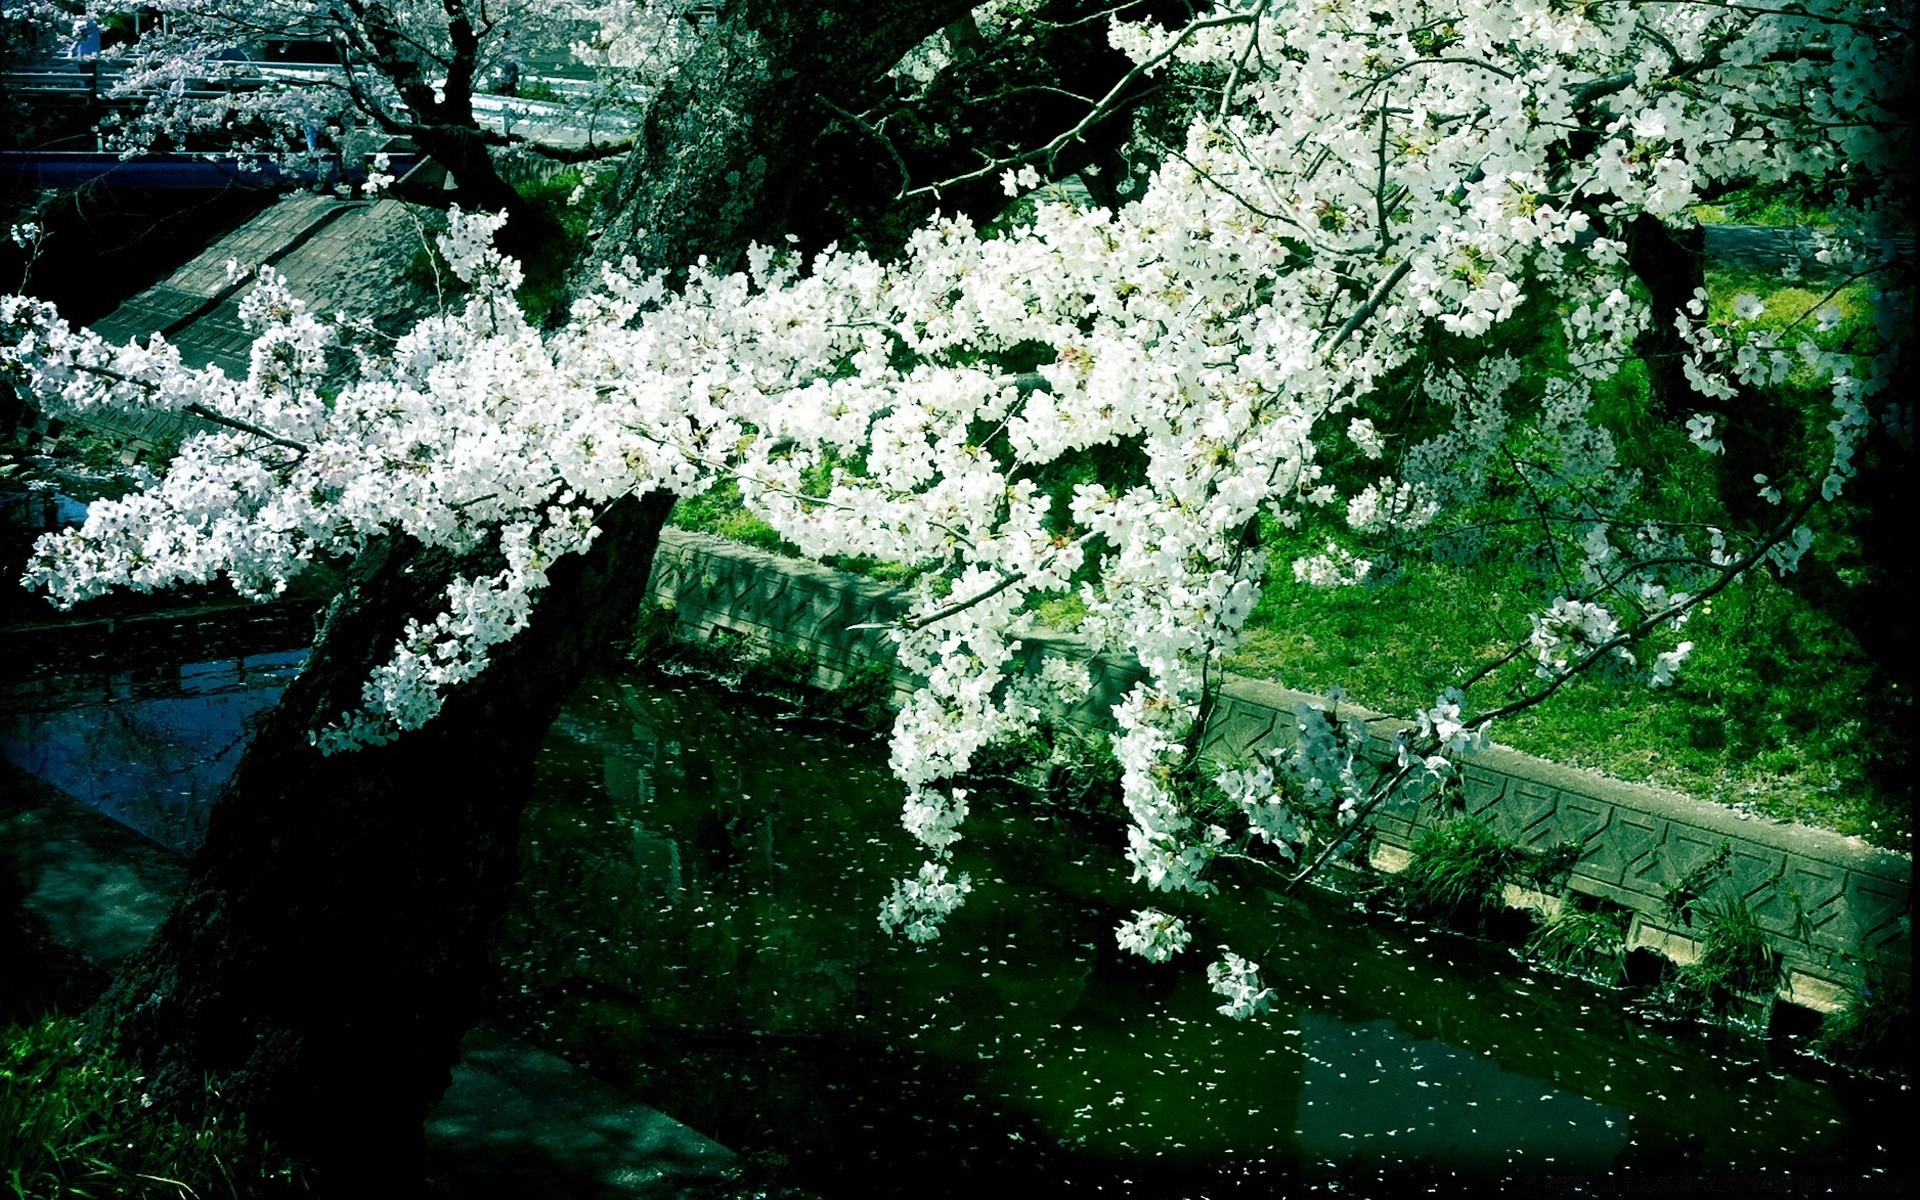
[577,0,976,286]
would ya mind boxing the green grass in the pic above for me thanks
[1,1017,307,1198]
[1224,536,1902,844]
[1397,818,1528,925]
[669,478,789,552]
[510,169,610,326]
[1218,266,1902,846]
[1688,181,1846,228]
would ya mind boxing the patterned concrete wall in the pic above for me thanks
[649,530,1911,1010]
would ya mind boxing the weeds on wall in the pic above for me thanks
[962,729,1054,787]
[1813,967,1911,1080]
[1044,725,1125,819]
[740,643,816,699]
[1524,902,1631,985]
[1662,840,1734,929]
[1644,839,1785,1027]
[962,719,1128,829]
[1396,818,1531,926]
[809,662,896,733]
[1,1016,308,1198]
[1661,896,1784,1027]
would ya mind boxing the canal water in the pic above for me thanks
[1,639,1909,1197]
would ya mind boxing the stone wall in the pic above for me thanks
[648,530,1911,1012]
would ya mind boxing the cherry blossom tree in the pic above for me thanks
[2,0,1909,1183]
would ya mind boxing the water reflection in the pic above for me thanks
[1,649,304,850]
[1295,1013,1628,1167]
[498,674,1904,1197]
[0,489,90,533]
[1,650,1904,1196]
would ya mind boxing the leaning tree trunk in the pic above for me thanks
[88,0,972,1188]
[91,491,676,1185]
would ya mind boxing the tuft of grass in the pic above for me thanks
[1044,724,1124,818]
[1813,968,1911,1079]
[740,642,816,696]
[962,729,1054,785]
[1398,818,1527,925]
[1,1016,307,1198]
[1661,840,1733,929]
[1663,896,1784,1024]
[1525,902,1630,984]
[811,661,897,732]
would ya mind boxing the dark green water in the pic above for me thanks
[492,672,1911,1198]
[3,637,1908,1197]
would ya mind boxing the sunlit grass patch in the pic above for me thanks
[1,1016,308,1198]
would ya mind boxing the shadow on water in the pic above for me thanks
[1,639,1910,1197]
[0,184,272,326]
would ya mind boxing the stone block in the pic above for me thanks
[1502,883,1562,919]
[1495,779,1562,851]
[1369,841,1411,874]
[1838,870,1911,965]
[1626,917,1702,967]
[1630,820,1723,895]
[1553,791,1615,853]
[1748,857,1847,943]
[1725,841,1790,907]
[1370,811,1417,848]
[1782,970,1851,1014]
[1575,804,1664,891]
[1460,764,1507,819]
[1203,695,1284,762]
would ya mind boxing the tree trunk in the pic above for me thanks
[91,491,676,1183]
[578,0,976,286]
[411,122,564,262]
[1624,214,1803,530]
[90,0,971,1187]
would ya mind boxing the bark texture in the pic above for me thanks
[579,0,977,285]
